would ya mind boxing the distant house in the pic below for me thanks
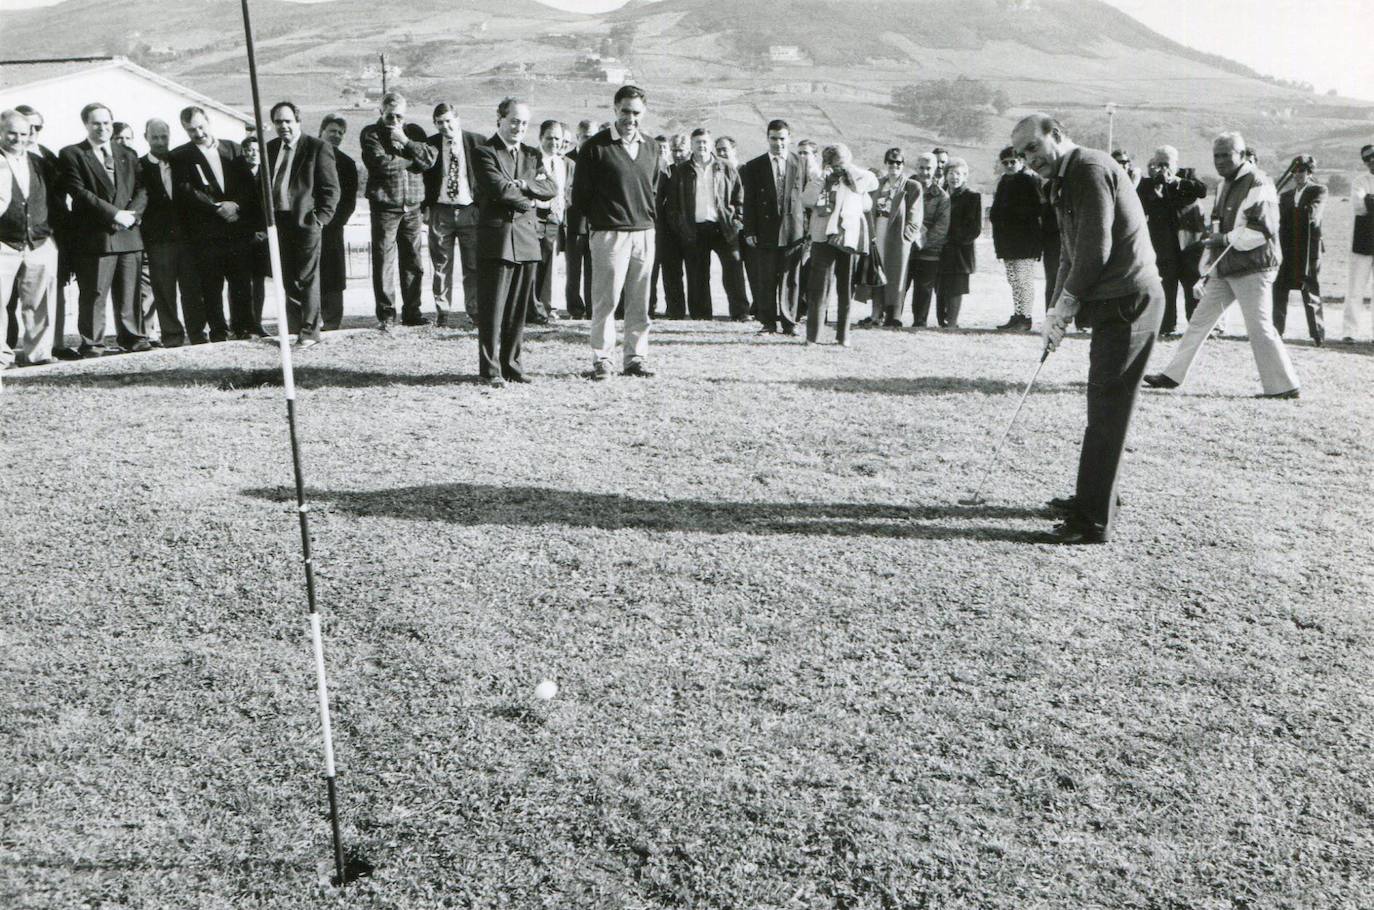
[769,45,805,64]
[599,63,632,84]
[573,53,630,84]
[0,56,252,151]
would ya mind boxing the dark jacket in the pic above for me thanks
[1277,183,1326,290]
[739,151,807,248]
[0,151,53,250]
[360,121,437,210]
[330,150,359,233]
[666,156,744,253]
[170,140,254,242]
[421,129,483,209]
[138,153,182,245]
[472,135,557,263]
[990,170,1042,260]
[1053,146,1157,301]
[1136,172,1207,262]
[265,134,340,232]
[939,186,982,275]
[59,139,147,255]
[321,149,358,295]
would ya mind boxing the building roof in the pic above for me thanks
[0,56,251,124]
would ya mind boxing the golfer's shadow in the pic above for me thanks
[247,483,1049,542]
[790,376,1088,396]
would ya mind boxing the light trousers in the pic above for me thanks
[1159,268,1299,395]
[1,240,57,366]
[1343,252,1373,340]
[589,228,654,366]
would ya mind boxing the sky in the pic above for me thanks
[0,0,1367,99]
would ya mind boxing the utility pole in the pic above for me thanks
[380,53,387,94]
[1106,102,1117,153]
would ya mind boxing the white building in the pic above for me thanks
[0,56,253,154]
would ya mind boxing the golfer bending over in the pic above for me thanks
[1011,114,1163,544]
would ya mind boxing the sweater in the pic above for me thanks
[1052,146,1157,302]
[570,128,661,231]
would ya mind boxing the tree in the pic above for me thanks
[891,77,1007,142]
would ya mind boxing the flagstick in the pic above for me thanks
[238,0,348,887]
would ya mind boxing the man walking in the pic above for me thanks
[740,119,807,335]
[571,85,661,380]
[360,92,437,328]
[1,109,58,366]
[1012,113,1163,544]
[1144,132,1299,398]
[472,98,556,386]
[423,103,482,327]
[1340,144,1374,342]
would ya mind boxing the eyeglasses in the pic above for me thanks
[1000,158,1018,165]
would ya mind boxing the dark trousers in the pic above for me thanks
[805,243,855,343]
[371,204,424,322]
[321,226,347,330]
[936,285,963,327]
[142,241,194,345]
[1272,280,1324,341]
[1156,257,1196,335]
[652,228,686,318]
[279,223,323,341]
[753,242,803,330]
[906,254,941,326]
[1073,285,1164,539]
[564,229,593,318]
[75,251,144,351]
[684,223,749,320]
[427,202,479,319]
[52,240,73,351]
[189,240,250,342]
[477,258,535,379]
[530,225,560,322]
[1042,243,1060,309]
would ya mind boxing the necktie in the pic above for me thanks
[273,143,291,210]
[446,141,463,200]
[100,145,114,180]
[773,157,782,198]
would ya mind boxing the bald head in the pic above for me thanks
[144,118,171,156]
[1011,112,1072,179]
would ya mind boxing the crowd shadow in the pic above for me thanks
[246,482,1051,542]
[12,364,472,391]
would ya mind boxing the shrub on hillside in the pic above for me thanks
[891,77,1008,142]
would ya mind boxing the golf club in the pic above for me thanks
[959,348,1051,506]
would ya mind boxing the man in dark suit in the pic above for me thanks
[59,102,148,356]
[1014,113,1163,545]
[563,119,595,318]
[667,127,748,320]
[170,105,254,343]
[740,119,808,335]
[528,119,571,324]
[266,100,340,348]
[1137,145,1207,337]
[138,118,193,347]
[16,104,78,359]
[318,113,357,332]
[1272,154,1326,344]
[360,92,437,328]
[653,134,689,319]
[422,102,482,327]
[472,98,557,386]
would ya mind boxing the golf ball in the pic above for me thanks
[534,679,558,701]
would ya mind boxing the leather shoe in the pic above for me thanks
[1256,388,1299,400]
[125,340,153,353]
[435,312,448,328]
[504,374,533,384]
[53,348,81,361]
[780,326,798,337]
[1047,494,1122,514]
[1040,519,1108,545]
[1142,373,1178,389]
[590,360,613,382]
[623,361,655,378]
[757,326,776,335]
[401,316,432,327]
[78,347,106,359]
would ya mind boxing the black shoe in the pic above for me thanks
[1142,373,1179,389]
[997,315,1031,332]
[401,316,432,327]
[590,360,613,382]
[780,326,798,337]
[1256,388,1300,400]
[1047,494,1122,515]
[231,331,252,341]
[124,340,153,353]
[435,312,448,328]
[377,319,395,331]
[209,332,229,344]
[757,326,777,335]
[882,319,902,328]
[53,347,81,361]
[857,317,875,327]
[1040,519,1108,545]
[623,361,656,378]
[78,347,106,359]
[504,374,533,384]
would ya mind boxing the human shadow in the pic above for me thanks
[781,376,1087,396]
[13,364,480,391]
[246,482,1051,542]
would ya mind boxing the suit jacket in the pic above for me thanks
[329,149,359,234]
[265,134,340,232]
[472,135,557,263]
[422,130,484,209]
[1136,173,1207,261]
[666,157,744,253]
[940,187,982,276]
[139,154,183,245]
[170,140,254,242]
[59,139,146,255]
[740,151,807,248]
[33,145,69,235]
[360,121,436,209]
[1277,183,1326,289]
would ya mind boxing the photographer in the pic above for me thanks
[1136,145,1206,336]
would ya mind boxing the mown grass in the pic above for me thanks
[2,318,1372,909]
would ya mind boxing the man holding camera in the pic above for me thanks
[1136,145,1207,337]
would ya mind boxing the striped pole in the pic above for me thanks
[238,0,348,886]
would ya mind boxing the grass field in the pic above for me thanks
[2,305,1372,908]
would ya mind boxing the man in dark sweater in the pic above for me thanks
[571,84,661,380]
[1012,113,1163,545]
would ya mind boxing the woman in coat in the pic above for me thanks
[1272,155,1326,344]
[989,146,1042,331]
[800,144,878,346]
[937,157,982,329]
[857,147,922,327]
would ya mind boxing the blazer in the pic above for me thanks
[59,139,146,255]
[170,140,254,241]
[740,151,807,248]
[666,157,744,252]
[265,134,340,232]
[1136,173,1207,260]
[1277,183,1326,289]
[990,170,1043,260]
[472,135,557,263]
[330,149,359,234]
[139,154,182,245]
[939,187,982,276]
[421,129,484,208]
[360,121,436,209]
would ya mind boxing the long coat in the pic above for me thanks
[321,149,358,295]
[856,172,921,310]
[939,187,982,292]
[989,170,1042,260]
[1276,183,1325,292]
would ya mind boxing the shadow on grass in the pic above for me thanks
[247,482,1051,542]
[745,376,1088,396]
[13,365,480,390]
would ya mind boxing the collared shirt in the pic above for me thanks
[0,148,33,212]
[1351,171,1374,217]
[273,139,296,211]
[146,153,173,198]
[540,152,566,221]
[611,122,641,160]
[438,136,473,206]
[196,140,225,190]
[692,158,717,223]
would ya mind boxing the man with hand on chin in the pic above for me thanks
[1014,113,1162,545]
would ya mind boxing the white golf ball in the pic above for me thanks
[534,679,558,701]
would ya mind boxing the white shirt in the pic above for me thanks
[1351,171,1374,217]
[539,153,566,220]
[195,140,225,190]
[0,148,34,212]
[611,123,641,161]
[146,153,173,198]
[438,137,473,206]
[692,158,717,223]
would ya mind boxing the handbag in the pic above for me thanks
[855,237,886,289]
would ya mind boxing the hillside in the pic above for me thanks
[2,0,1370,185]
